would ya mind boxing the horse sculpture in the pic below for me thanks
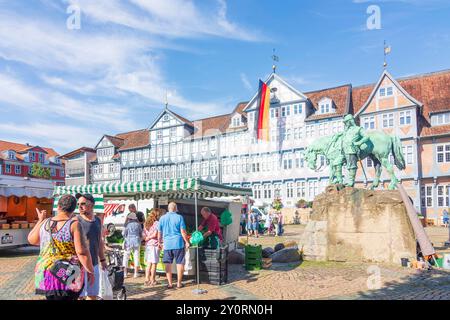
[305,131,405,190]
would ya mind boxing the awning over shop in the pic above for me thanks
[0,186,53,199]
[52,194,104,214]
[53,178,253,200]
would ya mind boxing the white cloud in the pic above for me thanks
[0,122,103,152]
[240,73,253,92]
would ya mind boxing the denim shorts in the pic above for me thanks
[162,248,185,265]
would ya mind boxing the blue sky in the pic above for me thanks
[1,0,450,154]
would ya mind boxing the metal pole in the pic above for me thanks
[193,191,207,294]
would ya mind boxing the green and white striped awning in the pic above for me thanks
[53,178,252,201]
[53,194,104,214]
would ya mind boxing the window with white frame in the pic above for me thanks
[129,169,135,182]
[432,112,450,126]
[144,167,150,180]
[248,112,254,124]
[15,165,21,175]
[308,180,319,198]
[183,142,190,156]
[293,104,302,115]
[366,157,373,168]
[60,169,65,177]
[129,151,135,162]
[382,113,394,128]
[177,143,183,157]
[185,163,191,178]
[201,162,209,176]
[192,162,200,177]
[201,140,208,152]
[136,168,143,181]
[143,149,149,160]
[253,185,262,199]
[157,167,163,180]
[286,182,294,198]
[437,144,450,163]
[109,163,115,173]
[210,138,217,151]
[150,167,156,180]
[39,153,45,163]
[156,130,163,142]
[171,165,177,179]
[135,150,142,161]
[164,166,170,179]
[177,164,184,178]
[362,116,375,130]
[400,110,412,125]
[170,127,177,139]
[320,102,331,114]
[281,106,290,117]
[379,86,393,97]
[163,145,169,158]
[192,141,199,153]
[210,161,218,176]
[402,146,414,165]
[425,185,433,207]
[296,181,306,198]
[283,153,293,170]
[150,148,155,160]
[122,170,129,182]
[437,185,449,207]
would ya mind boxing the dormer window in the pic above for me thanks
[162,114,169,122]
[38,153,45,163]
[8,151,16,160]
[379,86,393,97]
[231,116,242,127]
[30,152,36,161]
[318,98,334,115]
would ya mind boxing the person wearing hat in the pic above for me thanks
[122,211,143,278]
[75,193,107,300]
[341,114,369,187]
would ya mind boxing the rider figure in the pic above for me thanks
[341,114,369,187]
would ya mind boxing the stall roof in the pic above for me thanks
[53,178,253,200]
[0,186,53,198]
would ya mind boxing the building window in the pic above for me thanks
[437,185,449,207]
[157,167,163,180]
[320,103,330,114]
[399,111,412,125]
[296,181,306,199]
[402,146,414,165]
[15,165,21,175]
[164,166,170,179]
[379,87,393,97]
[177,143,183,157]
[363,116,375,130]
[144,167,150,180]
[39,153,45,163]
[177,164,184,178]
[286,182,294,199]
[425,186,433,207]
[51,168,56,177]
[366,158,373,168]
[136,168,143,181]
[274,184,282,198]
[163,114,169,122]
[201,140,208,152]
[293,104,302,115]
[437,144,450,163]
[122,170,129,182]
[382,113,394,128]
[163,145,169,158]
[270,108,280,119]
[171,165,177,179]
[129,151,135,162]
[156,130,163,142]
[150,167,156,180]
[281,106,290,117]
[192,163,200,177]
[253,185,262,199]
[150,148,155,160]
[136,150,142,161]
[185,163,191,178]
[201,162,209,176]
[122,152,128,163]
[210,161,218,176]
[129,169,135,182]
[143,149,149,160]
[432,112,450,126]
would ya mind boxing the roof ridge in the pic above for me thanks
[115,128,147,136]
[305,83,352,94]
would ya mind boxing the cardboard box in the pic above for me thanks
[11,224,20,229]
[0,224,10,230]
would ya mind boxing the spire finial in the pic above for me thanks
[271,48,279,73]
[164,91,169,109]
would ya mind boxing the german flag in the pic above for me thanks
[256,80,270,141]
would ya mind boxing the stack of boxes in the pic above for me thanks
[198,246,229,285]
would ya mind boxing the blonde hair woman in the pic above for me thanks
[142,208,165,286]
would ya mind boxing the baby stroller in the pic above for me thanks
[105,245,127,300]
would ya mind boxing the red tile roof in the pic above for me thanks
[305,84,352,121]
[116,129,150,151]
[352,69,450,137]
[0,140,60,159]
[103,135,125,148]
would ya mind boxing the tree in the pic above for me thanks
[30,163,51,179]
[272,197,284,212]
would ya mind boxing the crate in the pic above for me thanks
[199,260,228,273]
[245,245,262,271]
[200,270,228,285]
[19,223,29,229]
[0,224,10,230]
[198,246,229,262]
[11,224,20,229]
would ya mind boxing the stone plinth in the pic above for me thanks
[299,186,416,264]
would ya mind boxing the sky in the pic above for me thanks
[1,0,450,154]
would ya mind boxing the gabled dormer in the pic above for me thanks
[149,107,194,144]
[355,70,423,117]
[94,135,124,163]
[317,97,336,115]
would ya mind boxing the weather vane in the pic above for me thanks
[272,48,279,73]
[384,40,391,69]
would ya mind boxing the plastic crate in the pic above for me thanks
[200,270,228,285]
[198,246,229,261]
[199,260,228,273]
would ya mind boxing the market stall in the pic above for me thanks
[0,177,54,249]
[53,178,252,287]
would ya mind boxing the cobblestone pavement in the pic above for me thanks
[1,226,450,300]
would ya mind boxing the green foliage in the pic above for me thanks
[30,163,51,179]
[272,197,284,212]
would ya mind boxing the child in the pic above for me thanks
[142,208,165,286]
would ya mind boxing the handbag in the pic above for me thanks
[46,219,82,287]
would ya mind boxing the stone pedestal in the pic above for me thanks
[299,186,416,264]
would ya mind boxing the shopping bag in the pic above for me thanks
[184,249,192,271]
[98,268,114,300]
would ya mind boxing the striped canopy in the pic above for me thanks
[53,178,252,201]
[53,194,105,214]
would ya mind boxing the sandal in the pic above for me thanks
[177,283,185,289]
[167,284,174,289]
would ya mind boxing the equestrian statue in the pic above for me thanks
[305,114,405,190]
